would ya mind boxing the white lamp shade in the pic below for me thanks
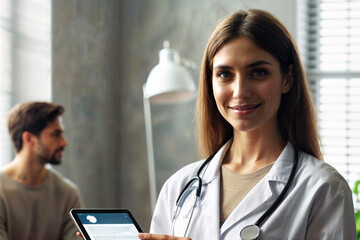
[144,45,196,104]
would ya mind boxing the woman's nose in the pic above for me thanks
[233,75,251,99]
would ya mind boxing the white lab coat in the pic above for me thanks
[150,140,357,240]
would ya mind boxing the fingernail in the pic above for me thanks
[138,233,145,239]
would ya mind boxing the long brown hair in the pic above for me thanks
[196,9,322,160]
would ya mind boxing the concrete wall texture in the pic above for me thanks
[52,0,297,231]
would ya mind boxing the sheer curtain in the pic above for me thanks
[304,0,360,189]
[0,0,13,166]
[0,0,51,166]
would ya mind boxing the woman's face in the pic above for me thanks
[212,37,291,134]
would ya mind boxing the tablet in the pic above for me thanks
[70,209,142,240]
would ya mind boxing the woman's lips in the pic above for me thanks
[229,104,261,115]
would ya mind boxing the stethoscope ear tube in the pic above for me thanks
[171,153,216,236]
[176,177,198,206]
[175,153,215,206]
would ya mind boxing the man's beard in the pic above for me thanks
[47,148,64,165]
[48,155,61,165]
[37,146,64,165]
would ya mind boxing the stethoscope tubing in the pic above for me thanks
[172,149,299,239]
[175,153,215,206]
[255,149,298,227]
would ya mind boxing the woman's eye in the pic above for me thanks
[217,71,233,79]
[251,69,268,79]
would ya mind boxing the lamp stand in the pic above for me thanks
[143,85,157,213]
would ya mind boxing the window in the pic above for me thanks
[0,0,12,166]
[304,0,360,188]
[0,0,51,166]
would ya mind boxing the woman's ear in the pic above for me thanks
[282,64,294,93]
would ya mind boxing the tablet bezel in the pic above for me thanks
[70,208,143,240]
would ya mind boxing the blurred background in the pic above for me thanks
[1,0,359,231]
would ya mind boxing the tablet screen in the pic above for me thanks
[70,209,142,240]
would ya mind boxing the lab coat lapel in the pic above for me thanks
[220,142,295,236]
[193,172,221,239]
[220,173,273,235]
[192,140,231,239]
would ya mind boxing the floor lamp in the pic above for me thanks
[143,41,196,212]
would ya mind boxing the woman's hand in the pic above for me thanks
[138,233,191,240]
[77,231,191,240]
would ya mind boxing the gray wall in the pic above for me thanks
[52,0,297,231]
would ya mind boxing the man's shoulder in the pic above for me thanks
[0,164,13,181]
[0,170,6,178]
[0,169,15,189]
[0,170,8,191]
[46,166,79,192]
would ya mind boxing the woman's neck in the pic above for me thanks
[223,127,286,174]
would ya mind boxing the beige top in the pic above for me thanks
[220,163,273,226]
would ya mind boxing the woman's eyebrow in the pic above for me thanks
[246,60,272,68]
[213,60,272,70]
[213,65,233,70]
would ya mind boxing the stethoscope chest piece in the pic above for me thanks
[240,224,260,240]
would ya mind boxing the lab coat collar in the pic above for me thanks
[266,141,295,183]
[220,141,296,235]
[200,139,232,185]
[200,139,295,185]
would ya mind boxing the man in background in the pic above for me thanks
[0,101,82,240]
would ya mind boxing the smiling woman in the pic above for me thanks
[143,9,357,240]
[211,37,292,137]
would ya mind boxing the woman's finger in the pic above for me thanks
[76,232,84,239]
[138,233,191,240]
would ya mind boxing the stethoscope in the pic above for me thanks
[170,149,299,240]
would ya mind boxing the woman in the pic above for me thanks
[78,8,356,240]
[138,9,356,240]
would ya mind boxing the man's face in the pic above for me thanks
[34,117,68,165]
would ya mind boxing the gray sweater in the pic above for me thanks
[0,167,82,240]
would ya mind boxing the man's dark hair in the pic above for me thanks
[8,101,64,152]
